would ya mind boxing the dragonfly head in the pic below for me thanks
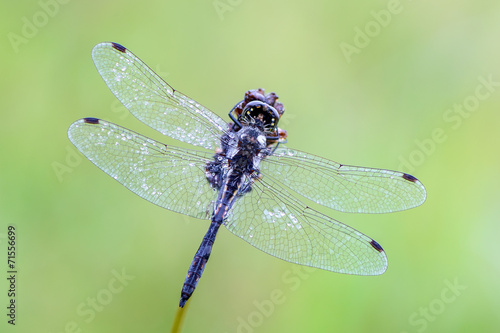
[239,101,279,134]
[229,88,286,144]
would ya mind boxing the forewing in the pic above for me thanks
[91,42,227,150]
[68,118,216,219]
[261,147,426,214]
[224,175,387,275]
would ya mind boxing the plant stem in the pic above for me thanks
[170,299,190,333]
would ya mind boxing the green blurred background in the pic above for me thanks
[1,0,499,332]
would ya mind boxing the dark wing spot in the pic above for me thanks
[111,42,126,53]
[370,240,384,253]
[83,117,100,124]
[402,173,418,183]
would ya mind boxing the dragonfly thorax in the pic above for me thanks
[228,125,268,171]
[205,124,269,193]
[237,126,267,150]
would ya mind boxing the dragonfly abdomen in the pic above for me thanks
[180,221,221,307]
[179,171,245,307]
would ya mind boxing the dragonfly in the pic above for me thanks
[68,42,426,308]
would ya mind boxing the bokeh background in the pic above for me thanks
[1,1,499,332]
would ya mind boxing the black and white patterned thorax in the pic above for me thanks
[205,122,271,204]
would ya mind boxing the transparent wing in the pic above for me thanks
[91,42,227,150]
[261,147,426,214]
[224,175,387,275]
[68,118,216,219]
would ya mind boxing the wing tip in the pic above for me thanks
[92,42,127,58]
[369,240,388,276]
[401,172,427,207]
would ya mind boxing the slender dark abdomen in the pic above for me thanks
[179,171,242,307]
[179,220,221,307]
